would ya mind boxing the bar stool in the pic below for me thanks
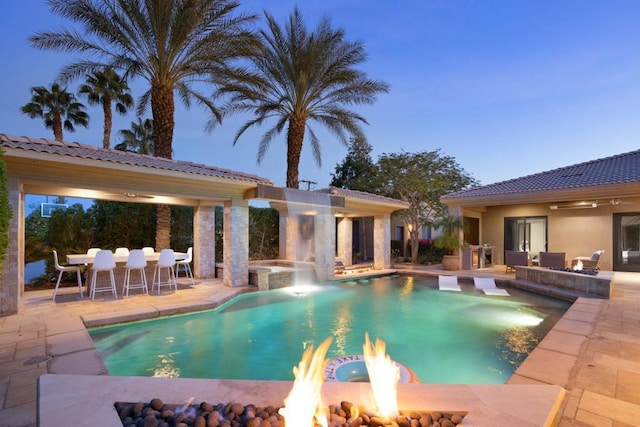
[175,247,194,285]
[152,249,177,294]
[122,249,149,296]
[114,247,130,256]
[89,250,117,300]
[52,250,83,301]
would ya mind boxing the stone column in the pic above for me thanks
[1,176,22,316]
[374,214,391,270]
[314,213,335,281]
[193,205,216,279]
[223,198,249,287]
[336,217,353,266]
[278,211,298,260]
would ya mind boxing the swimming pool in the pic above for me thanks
[89,275,570,384]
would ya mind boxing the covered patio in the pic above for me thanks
[1,134,407,316]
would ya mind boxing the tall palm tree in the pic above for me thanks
[218,7,389,188]
[20,83,89,141]
[115,118,154,155]
[78,68,133,149]
[30,0,258,249]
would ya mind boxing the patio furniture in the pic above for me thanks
[438,275,461,291]
[175,247,194,285]
[87,248,101,257]
[505,250,528,272]
[474,277,510,296]
[572,250,604,269]
[52,250,83,301]
[89,250,117,300]
[142,247,155,256]
[152,249,177,294]
[122,249,149,296]
[114,247,130,256]
[539,252,566,269]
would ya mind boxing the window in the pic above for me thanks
[614,213,640,271]
[504,216,547,262]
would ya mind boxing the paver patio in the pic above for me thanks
[1,266,639,426]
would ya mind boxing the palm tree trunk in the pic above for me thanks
[286,115,306,188]
[102,97,112,149]
[152,84,176,250]
[53,114,63,141]
[155,204,171,251]
[152,85,175,159]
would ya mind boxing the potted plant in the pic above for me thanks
[432,213,466,271]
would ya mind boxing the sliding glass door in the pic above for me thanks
[614,213,640,271]
[504,216,547,263]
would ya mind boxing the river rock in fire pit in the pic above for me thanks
[116,400,466,427]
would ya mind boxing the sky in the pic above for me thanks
[2,0,640,203]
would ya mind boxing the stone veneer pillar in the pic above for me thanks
[193,205,216,279]
[374,214,391,269]
[1,175,22,316]
[336,217,353,266]
[314,213,335,282]
[223,198,249,287]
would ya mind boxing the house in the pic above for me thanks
[440,149,640,271]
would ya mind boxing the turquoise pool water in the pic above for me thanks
[89,275,570,384]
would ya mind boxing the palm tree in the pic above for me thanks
[218,7,389,188]
[30,0,258,249]
[20,83,89,141]
[78,68,133,149]
[115,118,154,155]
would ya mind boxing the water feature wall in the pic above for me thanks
[281,188,335,282]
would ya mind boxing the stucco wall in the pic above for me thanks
[466,198,640,271]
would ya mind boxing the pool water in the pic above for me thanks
[89,275,570,384]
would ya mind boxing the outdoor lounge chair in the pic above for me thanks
[438,275,461,291]
[539,252,566,269]
[505,250,528,272]
[473,277,510,296]
[571,250,604,269]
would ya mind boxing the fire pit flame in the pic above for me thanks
[279,337,333,427]
[363,333,400,418]
[574,260,583,270]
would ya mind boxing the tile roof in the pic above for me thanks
[315,186,409,207]
[442,149,640,200]
[0,134,273,185]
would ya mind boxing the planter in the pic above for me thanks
[442,254,459,271]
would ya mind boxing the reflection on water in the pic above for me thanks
[90,276,570,384]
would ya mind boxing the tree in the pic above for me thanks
[115,118,155,155]
[330,137,379,191]
[20,83,89,141]
[218,7,389,189]
[249,206,279,260]
[31,0,258,249]
[78,68,133,149]
[0,149,12,276]
[377,150,477,263]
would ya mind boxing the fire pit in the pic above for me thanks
[37,374,567,426]
[549,267,598,276]
[115,399,467,426]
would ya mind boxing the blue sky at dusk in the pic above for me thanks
[2,0,640,198]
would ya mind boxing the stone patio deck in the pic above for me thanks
[1,266,639,426]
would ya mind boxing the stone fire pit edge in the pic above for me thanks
[37,374,565,427]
